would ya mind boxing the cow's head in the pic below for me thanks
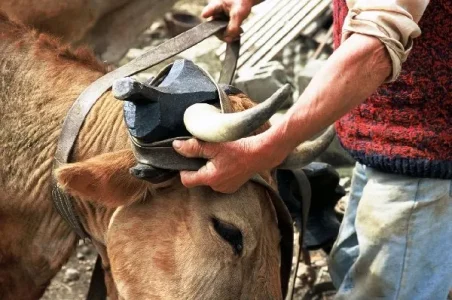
[56,148,283,299]
[54,89,334,300]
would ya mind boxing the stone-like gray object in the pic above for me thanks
[63,268,80,282]
[235,61,293,107]
[76,252,85,261]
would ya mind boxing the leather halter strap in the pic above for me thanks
[54,20,234,169]
[52,20,237,239]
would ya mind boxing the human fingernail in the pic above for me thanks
[173,140,182,149]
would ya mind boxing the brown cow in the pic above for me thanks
[0,13,284,300]
[0,0,178,63]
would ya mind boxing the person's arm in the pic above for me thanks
[262,33,391,159]
[173,33,391,193]
[268,0,430,151]
[173,0,429,193]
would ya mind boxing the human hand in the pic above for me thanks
[172,136,283,193]
[202,0,255,42]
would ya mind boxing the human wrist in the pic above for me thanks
[251,128,295,169]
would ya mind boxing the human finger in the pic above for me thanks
[179,162,217,187]
[173,139,212,159]
[201,0,225,19]
[224,5,248,42]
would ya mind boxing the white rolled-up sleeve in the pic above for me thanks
[343,0,430,81]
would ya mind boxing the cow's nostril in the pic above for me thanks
[212,218,243,256]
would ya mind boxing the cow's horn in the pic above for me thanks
[278,126,336,169]
[183,84,291,142]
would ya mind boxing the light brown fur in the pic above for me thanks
[0,0,178,62]
[0,14,282,300]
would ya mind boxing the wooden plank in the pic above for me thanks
[215,0,287,56]
[238,0,322,69]
[257,0,332,67]
[240,0,331,72]
[235,0,308,64]
[219,0,305,60]
[302,7,332,37]
[234,0,285,43]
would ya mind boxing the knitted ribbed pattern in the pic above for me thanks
[333,0,452,179]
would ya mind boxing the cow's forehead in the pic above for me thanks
[108,180,273,226]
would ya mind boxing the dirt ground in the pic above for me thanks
[41,242,98,300]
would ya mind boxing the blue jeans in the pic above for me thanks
[328,163,452,299]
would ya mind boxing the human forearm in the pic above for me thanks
[174,1,425,193]
[261,33,392,163]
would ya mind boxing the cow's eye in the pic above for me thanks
[212,218,243,256]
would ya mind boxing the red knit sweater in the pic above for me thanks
[334,0,452,179]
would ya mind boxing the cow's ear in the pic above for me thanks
[55,150,148,208]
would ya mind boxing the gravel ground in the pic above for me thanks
[42,242,98,300]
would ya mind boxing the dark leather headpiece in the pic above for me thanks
[117,59,219,143]
[113,59,242,183]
